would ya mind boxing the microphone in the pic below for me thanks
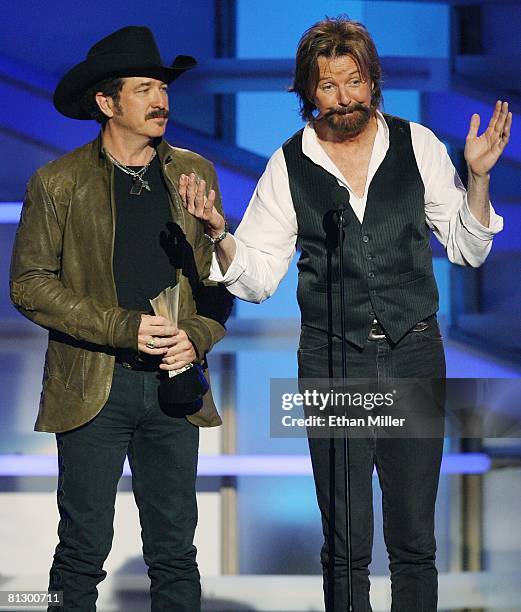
[332,184,350,228]
[322,185,350,246]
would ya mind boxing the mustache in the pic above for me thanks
[322,103,370,120]
[146,109,170,120]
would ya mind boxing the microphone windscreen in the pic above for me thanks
[331,184,350,211]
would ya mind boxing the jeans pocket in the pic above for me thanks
[297,328,333,379]
[298,327,330,354]
[414,320,443,344]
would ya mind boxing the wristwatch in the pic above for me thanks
[204,221,229,245]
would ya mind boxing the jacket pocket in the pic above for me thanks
[399,269,427,284]
[46,341,85,399]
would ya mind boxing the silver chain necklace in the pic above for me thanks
[107,149,157,195]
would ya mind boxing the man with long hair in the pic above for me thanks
[181,16,510,612]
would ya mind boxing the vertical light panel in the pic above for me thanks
[236,92,302,157]
[364,1,450,58]
[237,0,365,59]
[381,90,420,122]
[235,350,319,574]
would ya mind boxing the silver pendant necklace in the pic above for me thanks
[107,149,156,195]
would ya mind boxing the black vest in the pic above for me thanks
[282,114,439,348]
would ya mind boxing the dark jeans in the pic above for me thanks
[48,363,200,612]
[298,319,446,612]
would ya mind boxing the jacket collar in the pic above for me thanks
[91,132,175,168]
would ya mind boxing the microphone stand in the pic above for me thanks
[337,202,354,612]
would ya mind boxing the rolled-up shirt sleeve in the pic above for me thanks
[413,123,503,267]
[209,148,298,302]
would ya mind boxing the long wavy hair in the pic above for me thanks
[290,16,383,122]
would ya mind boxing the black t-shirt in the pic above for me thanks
[112,155,177,312]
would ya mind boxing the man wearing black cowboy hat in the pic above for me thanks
[10,25,233,611]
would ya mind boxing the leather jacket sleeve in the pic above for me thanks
[177,163,234,358]
[9,171,142,350]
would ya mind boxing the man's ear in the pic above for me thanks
[95,92,115,120]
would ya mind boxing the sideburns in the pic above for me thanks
[113,100,123,116]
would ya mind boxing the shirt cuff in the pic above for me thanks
[209,234,246,285]
[459,199,503,240]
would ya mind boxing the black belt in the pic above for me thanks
[368,315,435,341]
[115,350,160,371]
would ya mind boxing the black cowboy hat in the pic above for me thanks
[53,26,196,119]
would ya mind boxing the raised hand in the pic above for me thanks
[178,172,226,238]
[464,100,512,177]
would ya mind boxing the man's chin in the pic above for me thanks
[328,113,370,137]
[146,123,168,138]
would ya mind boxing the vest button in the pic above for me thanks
[366,253,374,259]
[368,271,375,278]
[371,289,377,295]
[362,235,370,243]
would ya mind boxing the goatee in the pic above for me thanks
[323,103,372,137]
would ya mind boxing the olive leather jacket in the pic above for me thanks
[10,135,232,433]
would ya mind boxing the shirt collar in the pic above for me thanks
[96,135,174,166]
[301,110,389,187]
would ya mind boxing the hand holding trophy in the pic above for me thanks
[150,286,209,408]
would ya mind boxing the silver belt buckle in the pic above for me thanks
[368,325,386,341]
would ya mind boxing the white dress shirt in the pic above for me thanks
[210,111,503,303]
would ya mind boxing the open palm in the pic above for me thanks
[464,100,512,176]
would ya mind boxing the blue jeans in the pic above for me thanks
[298,318,446,612]
[48,363,200,612]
